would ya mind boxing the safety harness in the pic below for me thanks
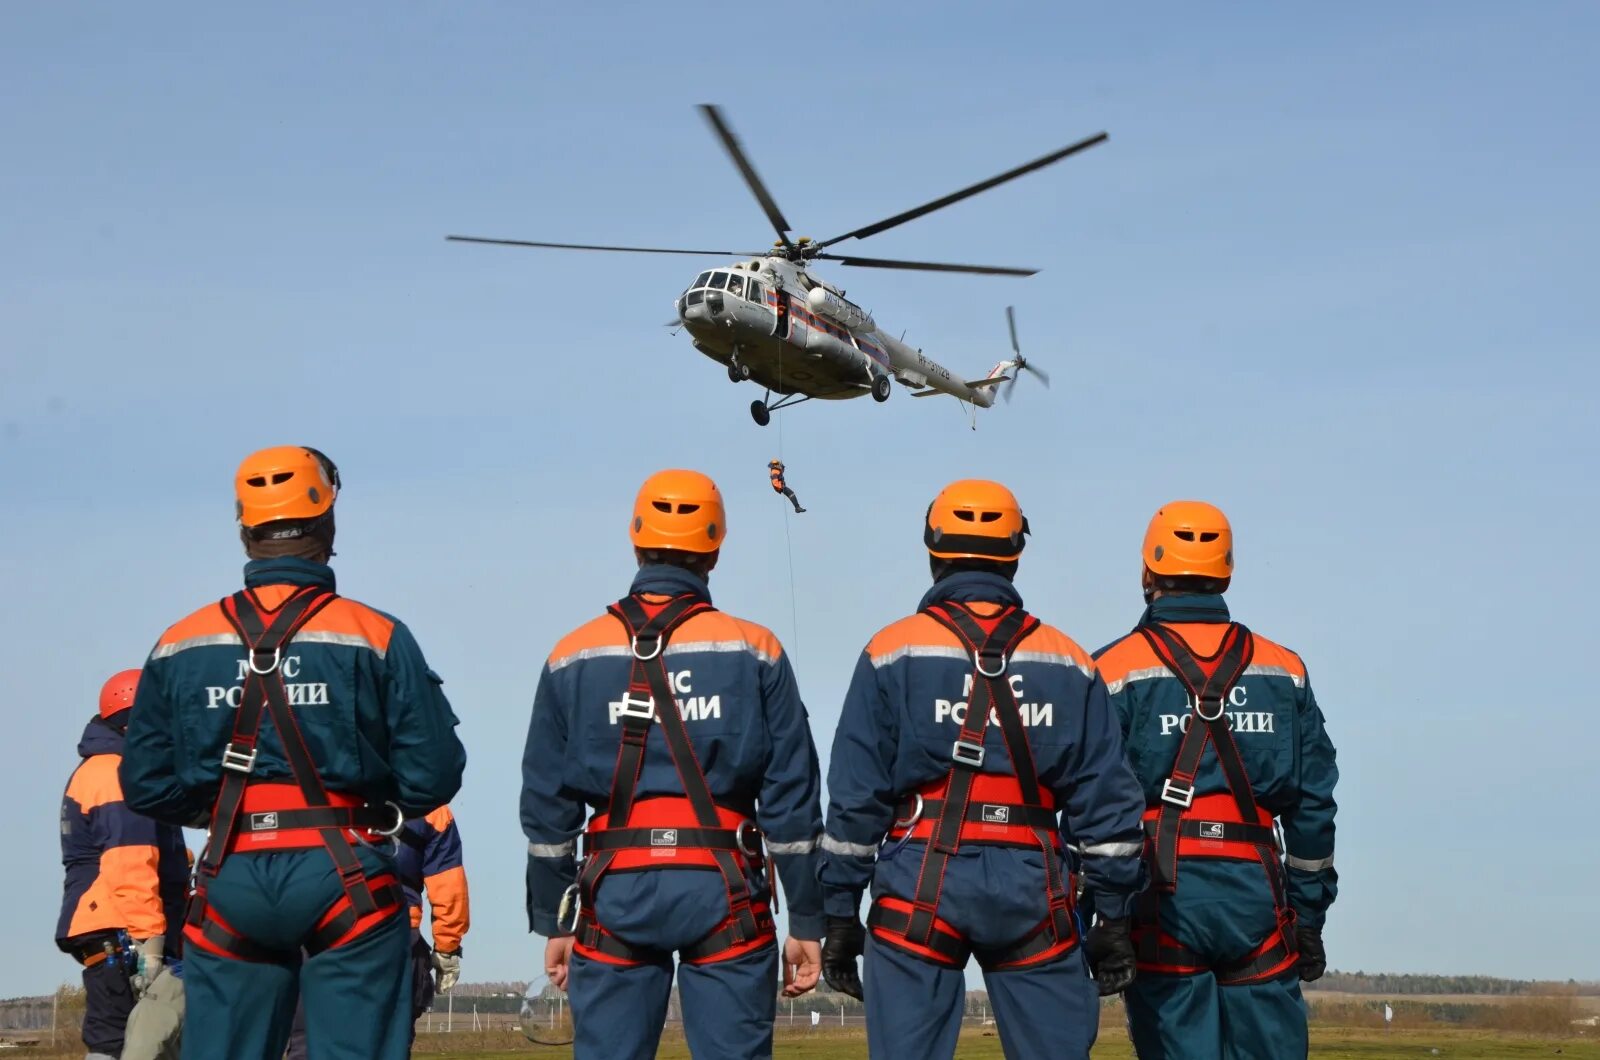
[867,603,1079,971]
[1132,621,1298,985]
[184,586,404,964]
[566,593,775,967]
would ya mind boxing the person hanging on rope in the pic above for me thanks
[768,460,806,514]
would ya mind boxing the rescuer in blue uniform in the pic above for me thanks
[522,469,825,1060]
[120,446,466,1060]
[818,480,1147,1060]
[1095,501,1338,1060]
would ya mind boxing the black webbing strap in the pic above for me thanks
[900,797,1060,833]
[894,604,1058,951]
[866,901,969,966]
[1136,622,1256,892]
[238,805,397,835]
[583,826,749,854]
[304,877,404,956]
[578,594,768,951]
[218,588,380,920]
[189,586,334,927]
[1143,818,1278,847]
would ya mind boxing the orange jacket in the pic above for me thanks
[397,805,471,953]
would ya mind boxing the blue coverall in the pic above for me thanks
[820,573,1147,1060]
[522,565,824,1060]
[1095,593,1338,1060]
[120,557,466,1060]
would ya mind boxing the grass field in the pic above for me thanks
[415,1025,1600,1059]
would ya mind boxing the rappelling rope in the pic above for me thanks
[776,336,801,658]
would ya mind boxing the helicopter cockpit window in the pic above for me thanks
[693,271,712,289]
[685,289,704,305]
[726,274,746,298]
[706,272,728,290]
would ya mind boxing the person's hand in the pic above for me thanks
[782,937,821,997]
[545,937,575,993]
[432,948,463,993]
[130,936,164,997]
[821,916,865,1001]
[1295,925,1326,982]
[1084,917,1137,996]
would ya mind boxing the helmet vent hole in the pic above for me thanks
[1173,530,1196,541]
[652,501,673,513]
[978,511,1001,523]
[270,472,294,485]
[246,476,268,487]
[1198,531,1220,542]
[954,510,976,522]
[676,503,701,514]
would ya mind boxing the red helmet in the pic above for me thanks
[99,669,141,720]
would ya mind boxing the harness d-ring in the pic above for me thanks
[881,793,924,858]
[736,819,764,859]
[632,635,663,662]
[975,651,1007,679]
[249,647,282,675]
[376,801,405,838]
[1195,695,1226,722]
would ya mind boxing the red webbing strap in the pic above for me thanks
[1136,622,1255,892]
[188,586,334,928]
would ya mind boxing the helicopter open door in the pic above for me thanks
[772,289,791,340]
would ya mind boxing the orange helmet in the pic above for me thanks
[1143,501,1233,579]
[235,446,339,529]
[925,480,1029,561]
[630,470,725,554]
[99,669,141,720]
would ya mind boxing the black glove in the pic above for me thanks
[1084,917,1137,996]
[821,915,865,1001]
[1295,925,1326,982]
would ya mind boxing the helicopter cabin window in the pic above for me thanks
[748,281,767,305]
[725,274,746,298]
[693,271,712,289]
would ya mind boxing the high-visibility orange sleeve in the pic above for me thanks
[424,865,470,952]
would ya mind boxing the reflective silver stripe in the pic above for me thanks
[527,840,576,858]
[871,645,968,669]
[665,640,777,665]
[548,640,777,672]
[149,633,244,660]
[1285,853,1334,872]
[295,630,387,659]
[766,834,821,856]
[1105,662,1305,694]
[1103,666,1168,695]
[1010,650,1094,678]
[1081,840,1144,858]
[820,835,878,858]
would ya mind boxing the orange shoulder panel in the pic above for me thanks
[1016,623,1096,673]
[1243,631,1307,681]
[866,613,958,662]
[66,755,125,813]
[687,609,785,663]
[155,600,235,648]
[1095,632,1162,684]
[547,612,629,670]
[424,804,455,832]
[302,597,396,654]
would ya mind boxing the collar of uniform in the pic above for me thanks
[243,557,337,591]
[919,571,1024,612]
[630,564,713,604]
[78,715,125,758]
[1142,592,1230,625]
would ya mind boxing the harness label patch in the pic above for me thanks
[1198,821,1225,839]
[650,828,678,847]
[249,812,279,831]
[980,805,1010,824]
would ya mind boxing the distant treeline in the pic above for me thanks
[1319,971,1600,996]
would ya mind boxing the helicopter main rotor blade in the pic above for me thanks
[1024,361,1051,387]
[1006,305,1021,356]
[699,104,795,252]
[816,131,1108,249]
[447,236,756,257]
[817,253,1036,277]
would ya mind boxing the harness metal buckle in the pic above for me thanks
[617,693,656,721]
[556,883,582,934]
[631,636,663,662]
[736,819,765,859]
[248,647,282,675]
[951,739,986,768]
[975,651,1007,679]
[880,793,924,859]
[221,743,257,774]
[1160,779,1195,809]
[1195,695,1226,723]
[376,801,405,838]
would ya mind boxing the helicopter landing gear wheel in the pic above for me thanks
[728,360,751,383]
[872,374,892,403]
[750,400,771,427]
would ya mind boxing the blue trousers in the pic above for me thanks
[182,848,410,1060]
[568,944,777,1060]
[81,951,137,1057]
[1124,860,1307,1060]
[864,936,1097,1060]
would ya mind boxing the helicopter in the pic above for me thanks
[449,105,1105,427]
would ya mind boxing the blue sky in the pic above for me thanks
[3,2,1596,998]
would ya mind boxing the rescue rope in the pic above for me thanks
[776,339,801,657]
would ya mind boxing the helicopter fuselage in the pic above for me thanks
[675,256,1005,409]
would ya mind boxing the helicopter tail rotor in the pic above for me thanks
[1003,306,1050,403]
